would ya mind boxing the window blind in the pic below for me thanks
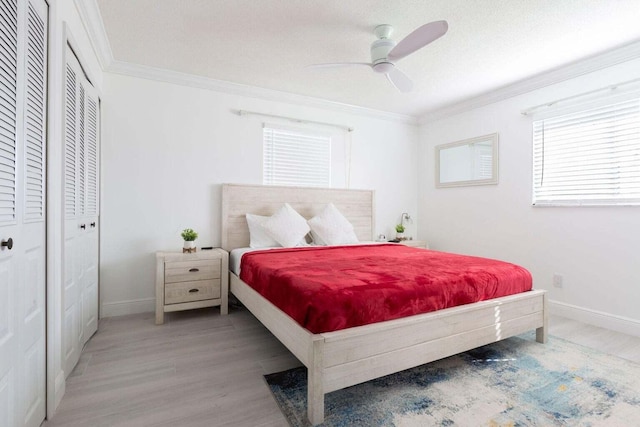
[263,125,331,187]
[532,97,640,206]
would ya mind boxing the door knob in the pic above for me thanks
[1,238,13,250]
[90,222,96,228]
[80,224,86,230]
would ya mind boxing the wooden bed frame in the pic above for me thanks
[221,183,547,425]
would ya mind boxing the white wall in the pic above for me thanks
[418,59,640,336]
[100,73,419,316]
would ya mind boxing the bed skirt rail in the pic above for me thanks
[230,272,547,425]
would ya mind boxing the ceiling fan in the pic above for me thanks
[309,21,448,93]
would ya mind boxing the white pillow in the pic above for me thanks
[261,204,311,248]
[308,203,359,246]
[246,214,281,248]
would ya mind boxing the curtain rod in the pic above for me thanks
[520,77,640,116]
[235,109,354,132]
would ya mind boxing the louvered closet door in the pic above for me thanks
[63,45,100,378]
[0,0,47,426]
[63,47,82,376]
[80,81,99,342]
[62,47,83,376]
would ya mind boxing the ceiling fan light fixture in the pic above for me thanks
[373,62,394,74]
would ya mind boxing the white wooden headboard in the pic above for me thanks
[221,184,375,252]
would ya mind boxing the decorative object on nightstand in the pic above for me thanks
[395,212,413,240]
[392,213,427,248]
[155,248,229,324]
[181,228,198,253]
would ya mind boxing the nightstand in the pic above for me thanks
[155,249,229,325]
[397,240,429,249]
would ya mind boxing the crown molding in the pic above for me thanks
[105,61,418,125]
[76,0,639,127]
[74,0,416,125]
[419,39,640,124]
[74,0,114,69]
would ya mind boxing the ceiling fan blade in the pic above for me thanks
[386,68,413,93]
[387,20,448,61]
[306,62,372,70]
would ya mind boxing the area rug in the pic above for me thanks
[264,333,640,426]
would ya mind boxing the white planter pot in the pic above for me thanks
[183,240,196,250]
[396,232,404,240]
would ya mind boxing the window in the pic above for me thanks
[532,97,640,206]
[263,125,331,187]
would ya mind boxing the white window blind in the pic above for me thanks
[263,125,331,187]
[533,97,640,206]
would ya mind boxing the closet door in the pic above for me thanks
[0,0,47,426]
[80,81,99,342]
[62,45,99,377]
[62,48,81,376]
[0,1,21,423]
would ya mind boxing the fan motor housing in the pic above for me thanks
[371,39,396,72]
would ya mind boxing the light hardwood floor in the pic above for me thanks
[44,306,640,427]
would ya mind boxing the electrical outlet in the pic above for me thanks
[553,273,563,288]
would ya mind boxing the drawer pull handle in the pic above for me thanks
[189,268,199,272]
[188,288,199,293]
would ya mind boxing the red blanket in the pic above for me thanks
[239,244,532,333]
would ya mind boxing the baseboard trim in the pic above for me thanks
[54,371,65,411]
[549,299,640,338]
[100,297,640,337]
[101,297,155,317]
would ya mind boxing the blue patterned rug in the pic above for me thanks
[264,333,640,426]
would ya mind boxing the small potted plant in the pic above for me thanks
[181,228,198,253]
[395,224,405,240]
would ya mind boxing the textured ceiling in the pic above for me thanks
[96,0,640,117]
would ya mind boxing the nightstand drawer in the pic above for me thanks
[165,260,221,283]
[164,279,221,304]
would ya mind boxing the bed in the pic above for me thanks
[221,183,547,425]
